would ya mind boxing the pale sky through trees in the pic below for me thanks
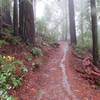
[36,1,44,18]
[36,0,56,18]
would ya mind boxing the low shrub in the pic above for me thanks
[0,28,21,46]
[48,41,60,48]
[0,40,8,48]
[31,47,43,56]
[8,36,22,45]
[0,56,28,100]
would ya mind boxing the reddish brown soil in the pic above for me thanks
[2,42,100,100]
[65,46,100,100]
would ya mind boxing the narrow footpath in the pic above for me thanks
[36,42,79,100]
[15,42,100,100]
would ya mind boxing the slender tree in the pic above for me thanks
[13,0,18,35]
[0,7,2,31]
[90,0,99,65]
[80,0,84,44]
[68,0,77,45]
[1,0,12,25]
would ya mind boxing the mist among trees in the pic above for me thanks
[0,0,100,99]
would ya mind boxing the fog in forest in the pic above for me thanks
[0,0,100,99]
[36,0,100,48]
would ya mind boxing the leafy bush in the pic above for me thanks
[0,28,12,40]
[8,36,22,45]
[13,60,28,73]
[77,32,92,51]
[0,56,28,100]
[48,41,60,48]
[31,47,43,56]
[0,40,8,48]
[0,28,21,46]
[25,56,32,62]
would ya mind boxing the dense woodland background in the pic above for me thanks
[0,0,100,99]
[0,0,100,63]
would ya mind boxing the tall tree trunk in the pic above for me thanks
[90,0,99,65]
[19,0,35,45]
[19,0,23,36]
[68,0,77,45]
[0,8,2,31]
[80,0,84,44]
[13,0,18,35]
[1,0,12,25]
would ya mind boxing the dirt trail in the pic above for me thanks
[36,42,79,100]
[15,41,100,100]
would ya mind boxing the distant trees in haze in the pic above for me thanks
[67,0,99,65]
[0,0,100,65]
[68,0,77,45]
[90,0,99,65]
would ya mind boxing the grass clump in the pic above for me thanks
[31,47,43,56]
[0,40,8,48]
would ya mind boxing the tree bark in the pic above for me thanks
[80,0,84,44]
[68,0,77,45]
[1,0,12,25]
[19,0,35,45]
[13,0,18,35]
[0,8,2,31]
[90,0,99,66]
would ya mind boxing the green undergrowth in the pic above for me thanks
[0,27,21,46]
[0,40,8,48]
[0,56,28,100]
[75,45,100,61]
[8,36,22,45]
[74,46,90,55]
[31,47,43,56]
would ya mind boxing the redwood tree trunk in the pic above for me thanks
[68,0,77,45]
[90,0,99,65]
[0,8,2,31]
[19,0,35,45]
[13,0,18,35]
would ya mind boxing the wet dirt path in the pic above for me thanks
[37,42,79,100]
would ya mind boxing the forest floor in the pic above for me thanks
[1,41,100,100]
[6,42,100,100]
